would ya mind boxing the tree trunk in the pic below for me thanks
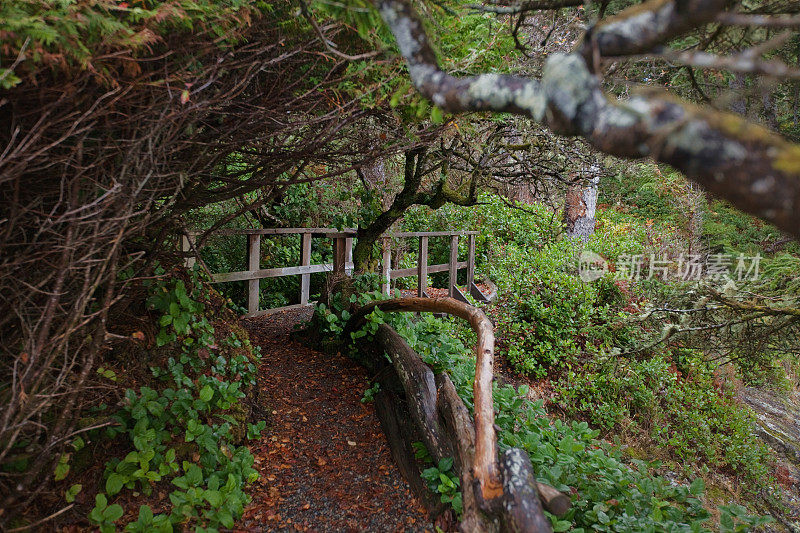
[564,173,599,240]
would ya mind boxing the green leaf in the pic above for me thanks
[65,484,82,503]
[204,489,222,507]
[553,520,572,532]
[106,473,125,496]
[431,106,443,124]
[186,463,203,486]
[138,504,154,524]
[218,509,234,529]
[54,454,70,481]
[199,385,213,402]
[95,493,108,510]
[689,477,705,495]
[104,503,124,522]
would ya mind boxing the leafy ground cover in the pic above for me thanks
[41,266,266,532]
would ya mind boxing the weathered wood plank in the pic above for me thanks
[449,235,459,298]
[181,234,197,270]
[212,262,354,283]
[333,237,347,273]
[389,231,479,237]
[376,324,451,461]
[300,233,311,305]
[247,234,260,315]
[345,237,353,275]
[345,297,501,503]
[467,234,476,288]
[417,236,428,297]
[214,227,357,236]
[389,261,467,279]
[381,237,391,296]
[435,373,499,533]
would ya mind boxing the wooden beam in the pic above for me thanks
[247,234,260,315]
[449,235,459,298]
[381,237,391,296]
[300,233,311,305]
[214,227,358,236]
[377,325,452,460]
[417,236,428,297]
[390,262,467,279]
[467,234,476,288]
[333,237,346,274]
[344,297,502,504]
[388,230,479,238]
[181,233,196,270]
[212,263,339,283]
[345,237,353,275]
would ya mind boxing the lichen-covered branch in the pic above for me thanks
[576,0,727,61]
[375,0,800,238]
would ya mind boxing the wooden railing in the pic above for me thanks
[182,228,479,317]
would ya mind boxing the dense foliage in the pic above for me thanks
[49,266,264,532]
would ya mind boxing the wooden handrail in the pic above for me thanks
[344,297,502,503]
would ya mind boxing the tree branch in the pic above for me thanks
[375,0,800,238]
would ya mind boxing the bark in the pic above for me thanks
[346,297,501,502]
[564,173,599,240]
[376,324,452,461]
[356,320,571,532]
[499,448,552,533]
[375,0,800,239]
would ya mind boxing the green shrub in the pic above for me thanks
[87,266,263,530]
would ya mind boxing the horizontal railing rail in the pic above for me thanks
[182,228,480,317]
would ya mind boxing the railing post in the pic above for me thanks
[381,237,391,296]
[467,233,476,288]
[417,236,428,297]
[333,236,346,274]
[247,234,260,315]
[182,233,197,270]
[300,232,311,305]
[345,237,353,275]
[449,234,459,297]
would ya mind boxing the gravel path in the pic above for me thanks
[239,308,430,532]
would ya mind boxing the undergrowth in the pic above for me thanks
[314,292,770,531]
[65,266,265,532]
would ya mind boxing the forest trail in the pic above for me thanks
[238,308,430,532]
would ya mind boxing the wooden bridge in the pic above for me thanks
[182,228,486,317]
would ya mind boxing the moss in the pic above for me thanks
[773,144,800,175]
[708,110,778,145]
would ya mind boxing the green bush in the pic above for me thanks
[87,266,263,531]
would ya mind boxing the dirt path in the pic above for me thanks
[239,309,430,532]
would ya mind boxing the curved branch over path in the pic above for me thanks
[345,297,501,503]
[375,0,800,238]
